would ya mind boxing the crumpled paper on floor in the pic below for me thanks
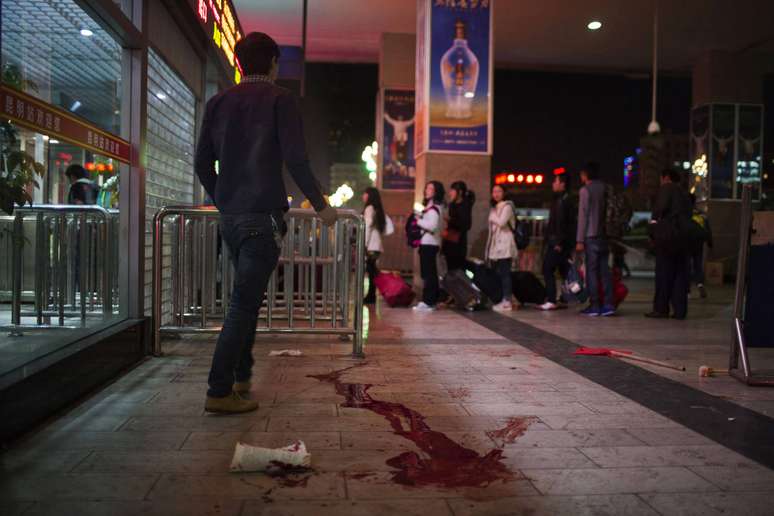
[230,440,311,473]
[268,349,303,357]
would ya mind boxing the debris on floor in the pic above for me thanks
[574,346,686,372]
[268,349,303,357]
[230,440,311,473]
[699,365,729,377]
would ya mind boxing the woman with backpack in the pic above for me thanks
[363,187,388,304]
[486,184,517,312]
[413,180,445,312]
[442,181,475,273]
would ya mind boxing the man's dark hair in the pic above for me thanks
[555,172,570,188]
[65,164,88,180]
[661,168,681,183]
[235,32,280,76]
[581,162,600,180]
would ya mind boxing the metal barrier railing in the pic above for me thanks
[152,206,366,357]
[1,205,118,330]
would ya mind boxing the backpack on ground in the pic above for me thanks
[604,185,633,239]
[468,261,503,305]
[374,272,415,307]
[512,271,546,305]
[405,206,439,248]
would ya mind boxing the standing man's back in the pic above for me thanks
[195,32,337,414]
[576,162,615,316]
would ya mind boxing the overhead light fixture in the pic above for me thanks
[70,100,82,112]
[587,20,602,31]
[50,139,60,144]
[80,28,94,37]
[155,92,167,100]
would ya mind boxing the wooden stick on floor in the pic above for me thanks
[609,350,686,372]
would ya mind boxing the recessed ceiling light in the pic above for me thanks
[80,28,94,37]
[587,20,602,31]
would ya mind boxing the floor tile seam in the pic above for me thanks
[634,493,670,515]
[684,464,758,492]
[66,449,96,473]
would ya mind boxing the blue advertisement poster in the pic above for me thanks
[382,89,416,190]
[428,0,491,154]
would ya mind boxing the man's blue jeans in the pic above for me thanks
[585,237,613,309]
[207,213,285,398]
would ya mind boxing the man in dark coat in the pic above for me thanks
[646,168,692,320]
[540,171,575,310]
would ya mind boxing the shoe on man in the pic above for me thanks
[412,302,435,312]
[644,311,669,319]
[580,306,600,317]
[539,302,558,311]
[600,305,616,317]
[698,284,707,299]
[205,391,259,414]
[233,381,251,395]
[493,301,513,312]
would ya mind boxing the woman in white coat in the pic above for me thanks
[413,181,445,312]
[486,184,517,312]
[363,187,389,304]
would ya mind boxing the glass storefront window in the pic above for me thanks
[0,1,125,381]
[1,0,123,134]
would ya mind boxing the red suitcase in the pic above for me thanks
[374,272,415,307]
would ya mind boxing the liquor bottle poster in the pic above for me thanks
[381,89,416,190]
[418,0,493,155]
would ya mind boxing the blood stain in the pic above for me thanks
[486,417,539,446]
[448,387,471,400]
[309,364,533,489]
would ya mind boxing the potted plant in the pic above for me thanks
[1,64,45,215]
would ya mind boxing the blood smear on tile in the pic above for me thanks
[486,417,539,446]
[310,364,531,489]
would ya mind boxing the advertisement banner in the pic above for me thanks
[381,89,416,190]
[417,0,492,155]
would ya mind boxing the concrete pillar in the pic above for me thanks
[691,51,766,276]
[378,33,416,219]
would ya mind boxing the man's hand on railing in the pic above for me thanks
[317,205,338,226]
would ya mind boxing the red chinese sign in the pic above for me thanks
[0,85,131,164]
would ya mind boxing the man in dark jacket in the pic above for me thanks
[540,171,575,310]
[195,32,337,414]
[646,168,692,320]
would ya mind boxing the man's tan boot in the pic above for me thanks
[233,381,251,395]
[205,392,259,414]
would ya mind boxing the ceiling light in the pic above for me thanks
[80,28,94,37]
[587,20,602,31]
[464,92,475,98]
[50,139,60,144]
[70,100,82,112]
[156,92,167,100]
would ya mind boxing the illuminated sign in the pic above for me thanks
[191,0,244,83]
[495,172,545,186]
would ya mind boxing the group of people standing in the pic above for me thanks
[363,162,712,321]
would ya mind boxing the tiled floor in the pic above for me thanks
[2,286,774,516]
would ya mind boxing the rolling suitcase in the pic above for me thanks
[442,270,483,311]
[512,271,546,305]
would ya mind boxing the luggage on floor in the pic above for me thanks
[561,259,588,304]
[512,271,546,305]
[602,267,628,308]
[442,270,483,311]
[374,272,415,307]
[468,262,503,304]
